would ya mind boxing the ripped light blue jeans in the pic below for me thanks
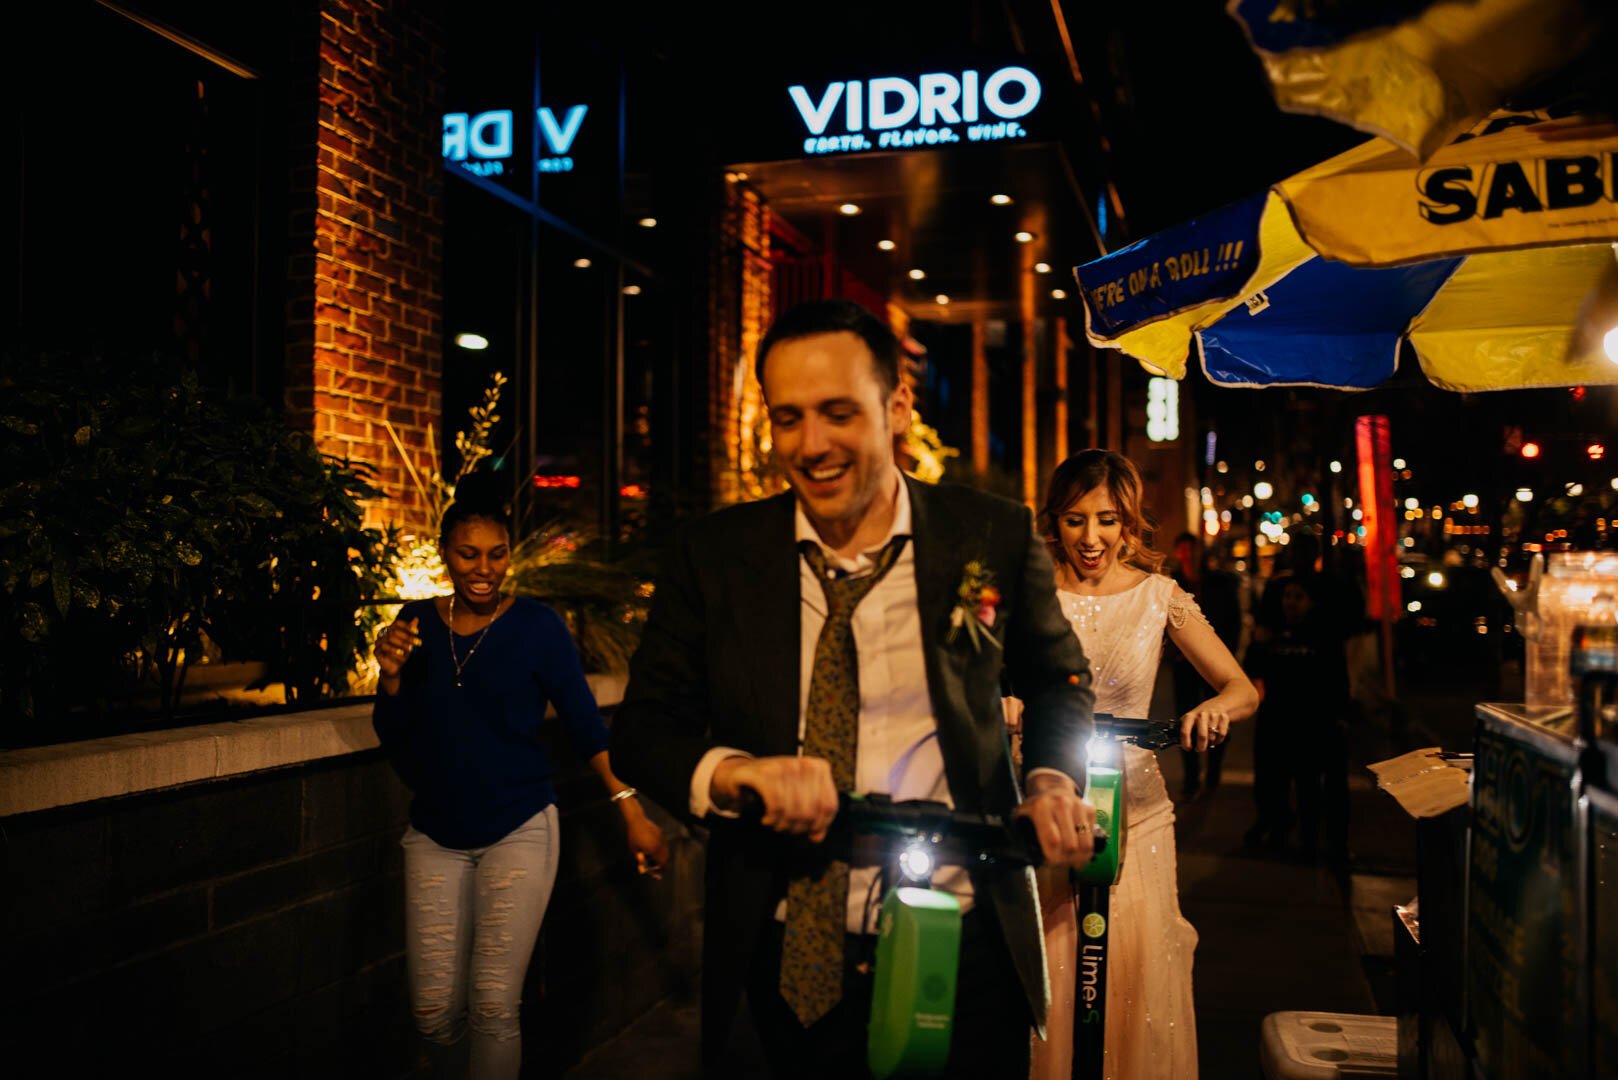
[401,805,560,1080]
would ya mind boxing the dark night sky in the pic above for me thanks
[1083,5,1363,233]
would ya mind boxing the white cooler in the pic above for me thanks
[1259,1011,1397,1079]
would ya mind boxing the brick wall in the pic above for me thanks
[709,180,775,508]
[285,0,445,534]
[0,724,704,1075]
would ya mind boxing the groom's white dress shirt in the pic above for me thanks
[688,470,1081,932]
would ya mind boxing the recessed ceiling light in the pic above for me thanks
[637,217,657,228]
[877,239,896,251]
[1051,288,1068,300]
[935,294,950,305]
[908,268,926,281]
[573,257,592,269]
[453,333,489,351]
[838,203,862,216]
[1034,262,1052,274]
[1014,231,1035,243]
[990,193,1013,206]
[623,285,642,296]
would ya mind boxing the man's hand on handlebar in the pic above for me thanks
[1016,772,1097,870]
[711,755,840,842]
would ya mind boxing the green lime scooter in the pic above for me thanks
[743,743,1130,1077]
[826,793,1067,1078]
[1069,714,1178,1080]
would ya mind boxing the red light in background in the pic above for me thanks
[532,475,581,489]
[1520,441,1541,459]
[619,484,648,499]
[1588,443,1606,461]
[1355,414,1399,619]
[1571,386,1587,400]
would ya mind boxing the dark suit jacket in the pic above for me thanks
[610,476,1094,1058]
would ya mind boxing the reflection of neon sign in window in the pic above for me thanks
[789,67,1041,157]
[443,106,589,175]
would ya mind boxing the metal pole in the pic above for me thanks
[602,62,626,547]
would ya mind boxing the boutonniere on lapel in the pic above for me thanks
[947,560,1002,652]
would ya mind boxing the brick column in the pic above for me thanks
[1053,316,1070,465]
[970,318,989,475]
[1019,245,1038,508]
[285,0,444,533]
[708,179,773,507]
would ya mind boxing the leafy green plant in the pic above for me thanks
[0,351,391,733]
[507,522,653,673]
[901,408,961,484]
[383,371,507,544]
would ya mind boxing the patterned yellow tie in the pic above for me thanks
[780,536,908,1027]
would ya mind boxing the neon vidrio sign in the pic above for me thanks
[790,66,1041,156]
[442,106,588,176]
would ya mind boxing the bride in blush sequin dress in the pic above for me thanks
[1028,451,1258,1080]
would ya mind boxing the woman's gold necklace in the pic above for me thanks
[448,591,497,687]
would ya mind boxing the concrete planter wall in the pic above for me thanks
[0,677,704,1076]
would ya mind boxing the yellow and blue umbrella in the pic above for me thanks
[1075,110,1618,392]
[1228,0,1609,160]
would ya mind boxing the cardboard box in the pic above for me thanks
[1367,748,1470,820]
[1370,748,1471,1080]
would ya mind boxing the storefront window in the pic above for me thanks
[12,4,270,396]
[444,7,666,542]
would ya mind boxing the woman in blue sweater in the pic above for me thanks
[373,476,666,1079]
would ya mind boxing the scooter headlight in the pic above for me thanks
[1086,735,1117,767]
[898,841,934,885]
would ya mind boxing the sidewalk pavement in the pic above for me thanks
[564,700,1443,1079]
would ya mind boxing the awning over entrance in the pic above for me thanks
[728,140,1103,326]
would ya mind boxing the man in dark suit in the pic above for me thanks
[610,300,1096,1077]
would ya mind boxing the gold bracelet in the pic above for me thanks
[610,787,638,803]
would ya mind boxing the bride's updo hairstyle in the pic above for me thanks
[438,470,513,552]
[1038,449,1165,574]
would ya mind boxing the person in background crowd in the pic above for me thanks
[1168,534,1244,799]
[1245,531,1356,865]
[371,474,667,1080]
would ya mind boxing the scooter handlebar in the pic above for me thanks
[733,790,1107,866]
[1093,713,1179,750]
